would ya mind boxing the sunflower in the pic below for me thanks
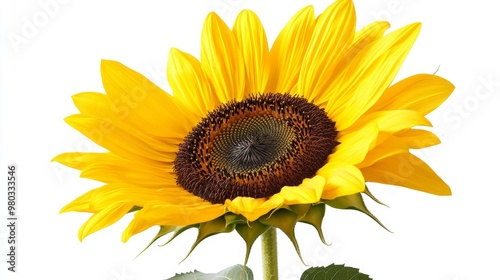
[54,0,453,263]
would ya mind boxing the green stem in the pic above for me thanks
[261,227,278,280]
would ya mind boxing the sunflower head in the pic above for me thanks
[54,0,453,264]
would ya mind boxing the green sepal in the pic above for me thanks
[137,225,176,257]
[289,204,311,219]
[161,224,199,247]
[324,193,391,232]
[258,209,305,264]
[181,216,236,262]
[235,221,269,265]
[363,185,388,207]
[298,203,327,245]
[225,213,248,227]
[127,205,142,213]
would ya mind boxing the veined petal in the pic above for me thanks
[60,190,96,213]
[358,135,409,168]
[348,110,431,134]
[353,21,391,47]
[233,10,270,95]
[225,195,284,222]
[100,60,197,137]
[316,163,365,199]
[53,149,172,169]
[368,74,455,115]
[78,202,133,241]
[72,92,111,117]
[123,201,226,241]
[61,183,197,214]
[266,6,315,93]
[167,48,217,117]
[395,129,441,149]
[361,153,451,195]
[81,162,174,187]
[71,92,184,148]
[325,23,421,130]
[64,115,169,165]
[52,152,117,170]
[88,184,195,210]
[279,176,325,204]
[325,21,390,92]
[298,0,355,102]
[53,151,175,186]
[328,124,378,165]
[201,12,245,103]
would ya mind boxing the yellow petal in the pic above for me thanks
[323,21,390,95]
[298,0,355,102]
[368,74,455,115]
[81,161,174,187]
[79,203,133,241]
[266,5,315,93]
[348,110,431,134]
[61,183,196,214]
[279,175,325,204]
[361,153,451,195]
[395,129,441,149]
[123,201,226,241]
[316,163,365,199]
[72,92,184,148]
[325,23,421,130]
[167,48,217,117]
[357,135,409,168]
[201,12,245,103]
[233,10,270,95]
[52,152,116,170]
[328,124,378,165]
[225,195,284,222]
[72,92,111,116]
[100,60,196,137]
[53,151,176,186]
[88,184,194,210]
[353,21,390,46]
[60,190,96,213]
[64,115,169,165]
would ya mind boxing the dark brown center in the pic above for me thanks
[174,93,338,204]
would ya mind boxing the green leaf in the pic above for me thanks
[166,264,253,280]
[301,263,372,280]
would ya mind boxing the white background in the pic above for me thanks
[1,0,499,279]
